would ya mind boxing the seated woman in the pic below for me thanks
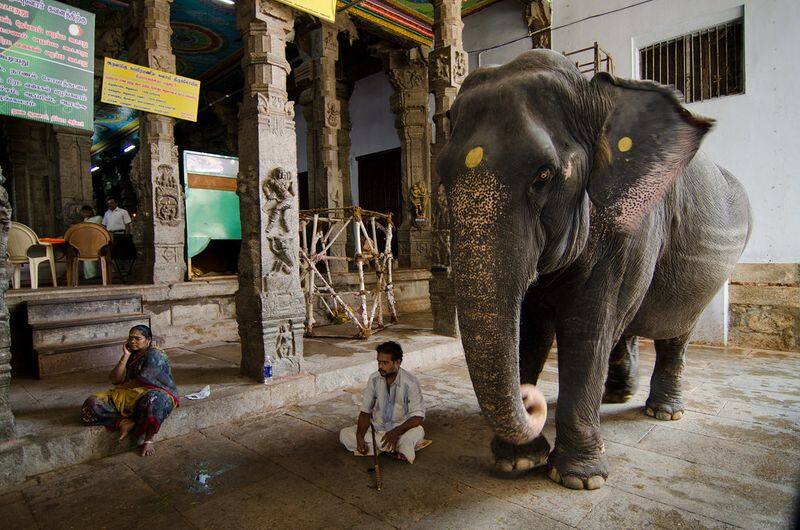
[81,325,179,456]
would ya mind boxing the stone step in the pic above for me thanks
[35,337,127,377]
[26,293,143,324]
[31,313,150,349]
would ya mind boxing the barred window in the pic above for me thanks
[639,19,744,103]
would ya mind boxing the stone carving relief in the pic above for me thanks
[325,102,340,128]
[432,183,451,267]
[268,236,294,274]
[159,245,179,263]
[275,320,295,359]
[155,164,180,226]
[432,50,450,83]
[263,167,295,231]
[454,51,467,81]
[409,183,428,222]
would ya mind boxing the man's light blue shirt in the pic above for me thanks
[361,368,425,431]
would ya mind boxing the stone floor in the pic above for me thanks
[2,341,799,529]
[1,313,461,486]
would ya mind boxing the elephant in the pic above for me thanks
[437,50,752,490]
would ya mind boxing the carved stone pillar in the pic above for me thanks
[429,0,466,337]
[387,47,432,269]
[53,127,93,230]
[235,0,304,381]
[0,168,14,440]
[305,24,347,272]
[128,0,186,284]
[523,0,552,49]
[337,81,356,261]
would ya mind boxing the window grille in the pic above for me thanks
[639,19,744,102]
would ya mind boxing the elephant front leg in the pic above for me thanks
[492,296,554,475]
[603,335,639,403]
[645,333,689,420]
[548,332,611,490]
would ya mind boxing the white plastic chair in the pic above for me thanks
[8,222,57,289]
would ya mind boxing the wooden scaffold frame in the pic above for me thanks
[299,206,398,338]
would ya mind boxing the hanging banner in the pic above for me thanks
[100,57,200,122]
[274,0,336,23]
[0,0,94,130]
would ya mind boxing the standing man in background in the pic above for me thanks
[102,197,131,234]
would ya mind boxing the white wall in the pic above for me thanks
[348,72,401,204]
[463,0,531,70]
[553,0,800,264]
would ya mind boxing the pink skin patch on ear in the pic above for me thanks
[563,158,574,180]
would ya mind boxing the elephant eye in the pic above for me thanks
[535,165,554,183]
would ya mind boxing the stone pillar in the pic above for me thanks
[523,0,552,49]
[337,81,356,261]
[303,24,347,272]
[387,47,432,269]
[0,168,14,440]
[235,0,304,381]
[128,0,186,284]
[429,0,466,337]
[53,127,94,230]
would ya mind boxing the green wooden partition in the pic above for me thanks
[183,151,241,274]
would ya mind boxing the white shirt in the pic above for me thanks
[102,207,131,232]
[361,368,425,431]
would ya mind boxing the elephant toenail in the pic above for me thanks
[496,460,514,473]
[672,411,683,420]
[515,458,534,471]
[586,476,605,490]
[645,407,655,417]
[547,467,561,483]
[562,475,584,489]
[655,411,672,421]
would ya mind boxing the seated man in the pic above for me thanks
[339,341,425,463]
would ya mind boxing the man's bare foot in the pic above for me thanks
[118,419,135,441]
[141,441,155,457]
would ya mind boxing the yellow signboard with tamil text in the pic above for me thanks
[274,0,337,22]
[100,58,200,121]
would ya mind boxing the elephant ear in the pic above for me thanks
[587,72,714,234]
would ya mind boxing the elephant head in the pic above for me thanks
[438,50,712,446]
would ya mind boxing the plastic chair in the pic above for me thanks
[64,223,112,286]
[8,222,57,289]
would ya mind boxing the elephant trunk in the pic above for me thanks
[450,181,547,445]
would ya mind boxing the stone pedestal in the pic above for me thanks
[235,0,304,381]
[128,0,186,284]
[53,127,94,230]
[387,48,432,269]
[429,0,466,337]
[0,169,14,440]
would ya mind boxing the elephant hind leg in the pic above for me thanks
[645,332,690,421]
[602,335,640,403]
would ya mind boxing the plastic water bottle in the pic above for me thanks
[263,356,273,383]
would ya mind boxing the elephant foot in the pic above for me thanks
[491,435,550,476]
[546,446,608,490]
[644,398,684,421]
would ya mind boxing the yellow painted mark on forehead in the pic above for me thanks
[465,146,484,168]
[617,136,633,152]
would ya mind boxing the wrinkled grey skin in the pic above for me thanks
[438,50,751,490]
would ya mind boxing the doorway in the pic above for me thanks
[357,147,402,259]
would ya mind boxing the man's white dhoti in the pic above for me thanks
[339,425,425,463]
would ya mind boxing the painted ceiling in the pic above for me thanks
[89,0,502,154]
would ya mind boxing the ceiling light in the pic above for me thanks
[123,144,136,153]
[218,0,235,5]
[90,166,99,172]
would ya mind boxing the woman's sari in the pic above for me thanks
[81,347,179,438]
